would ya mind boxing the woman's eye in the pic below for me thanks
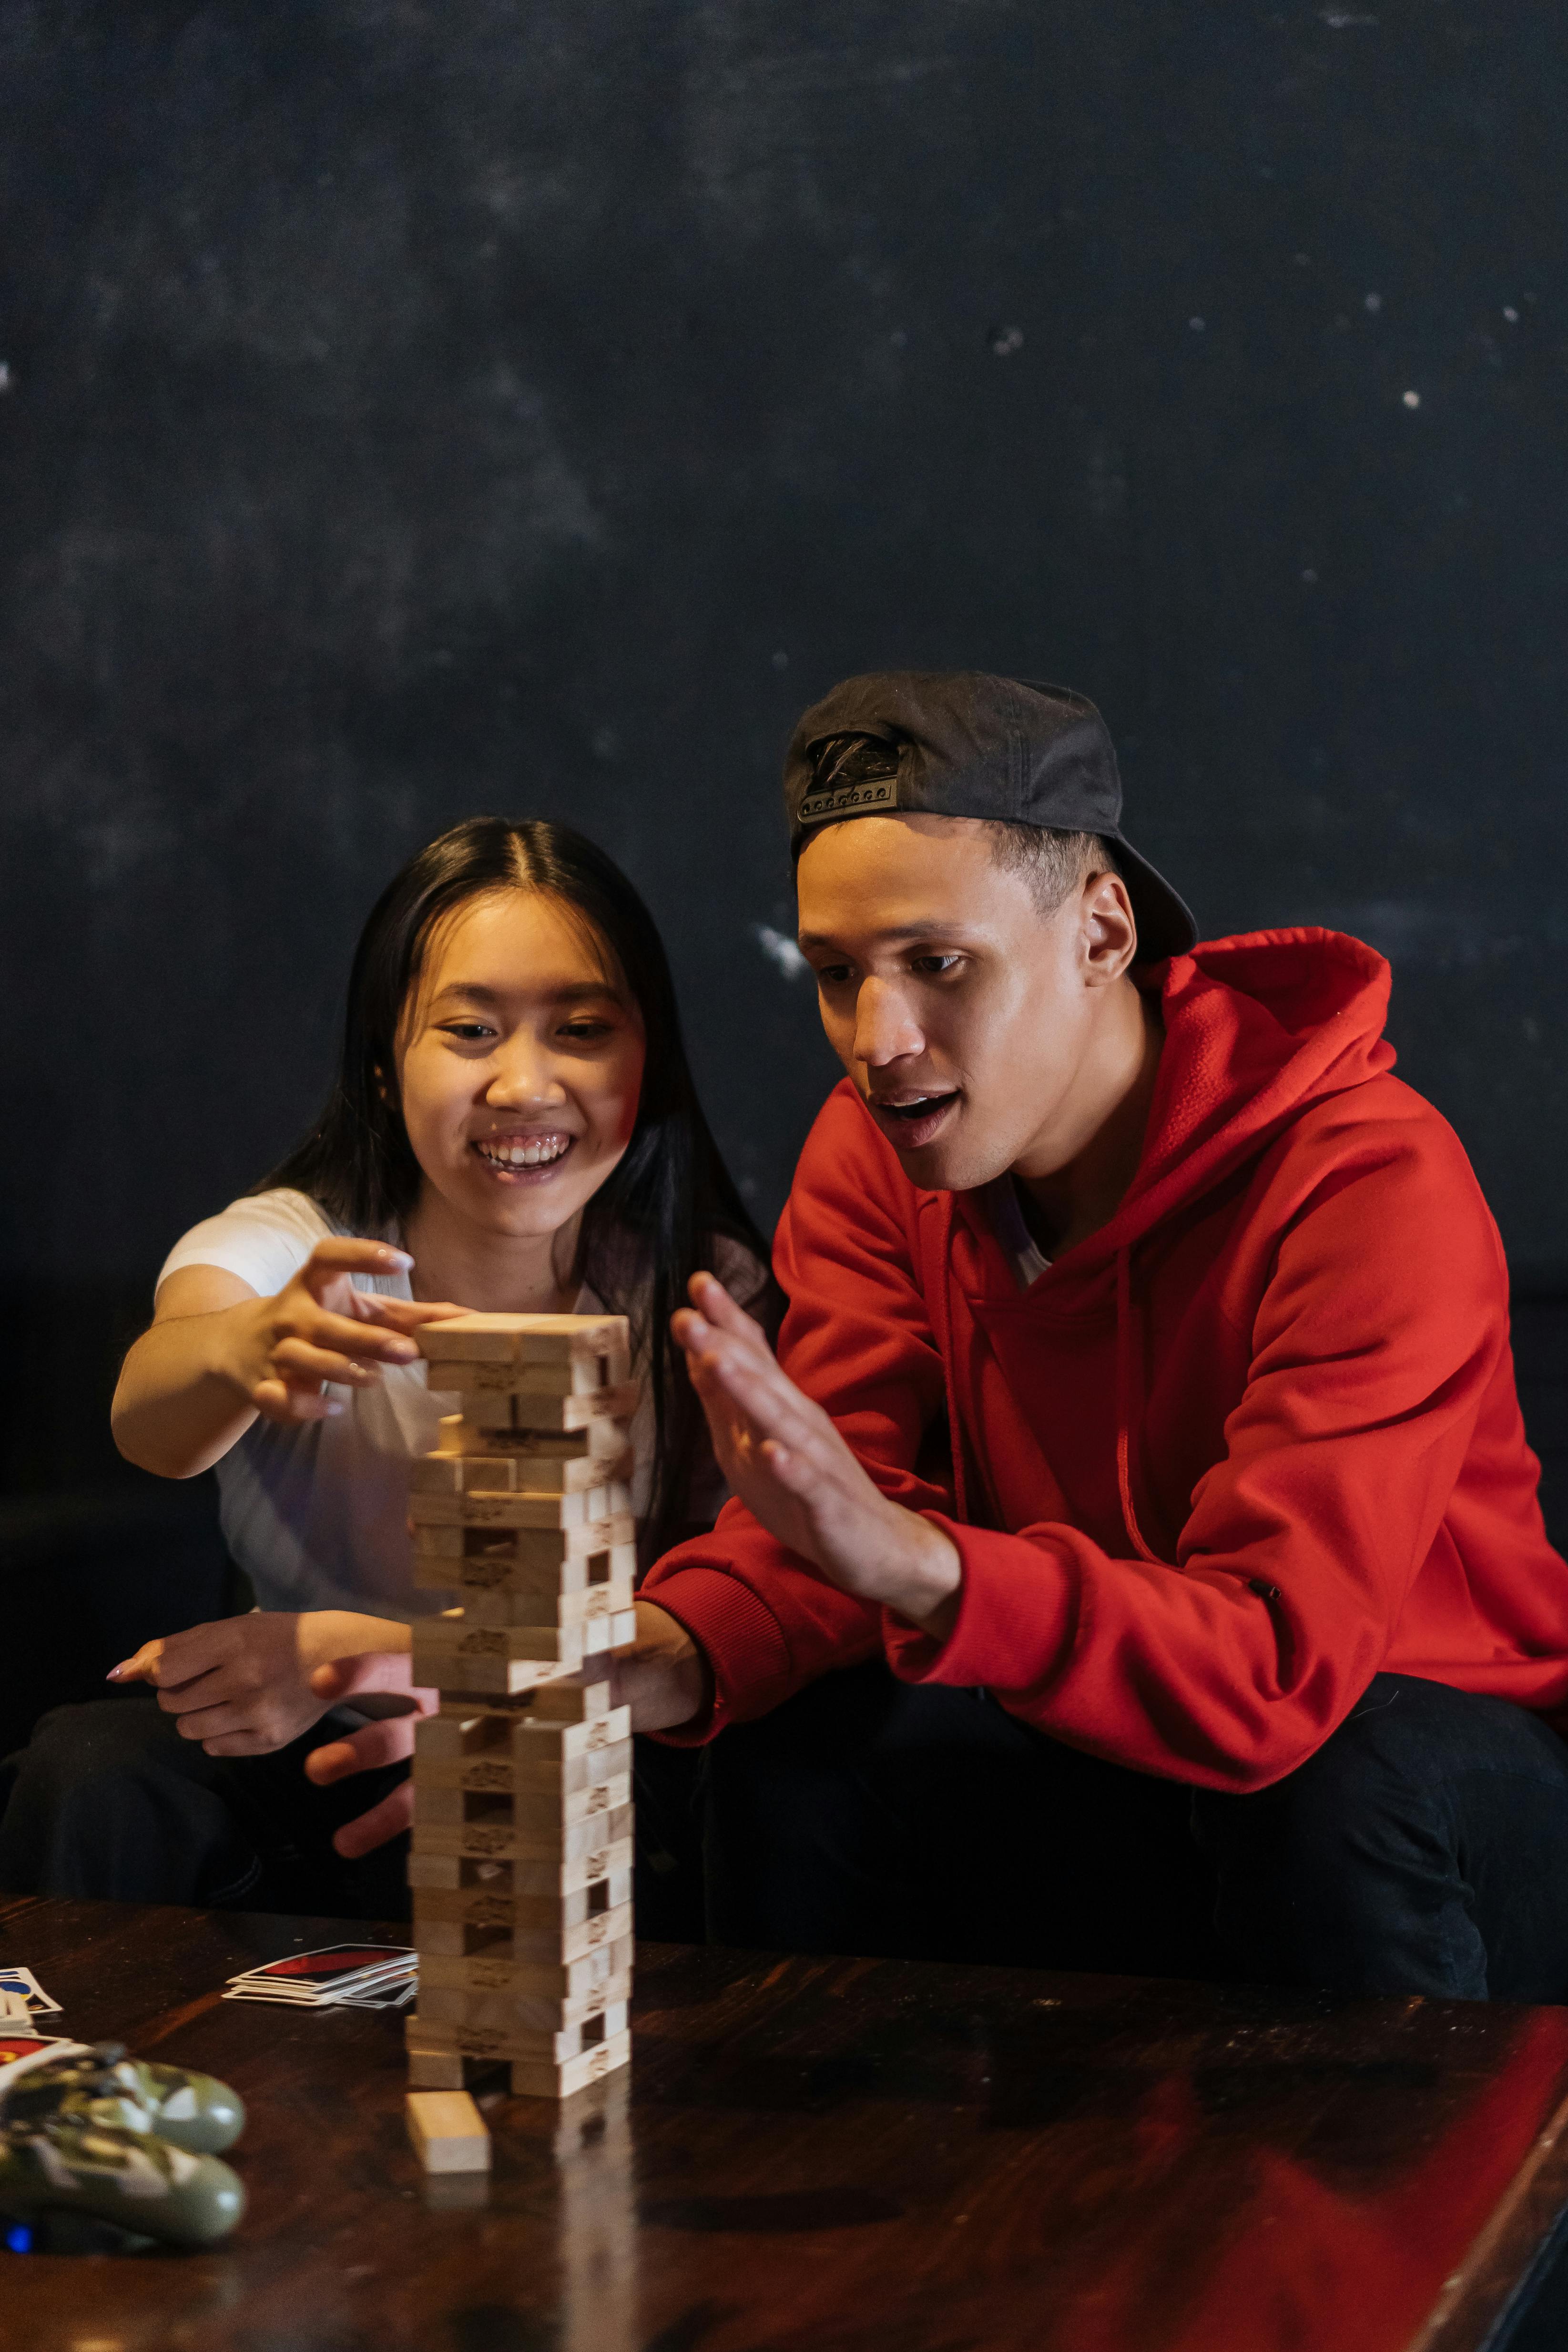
[440,1022,496,1043]
[560,1020,613,1042]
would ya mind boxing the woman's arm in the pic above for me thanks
[111,1238,454,1478]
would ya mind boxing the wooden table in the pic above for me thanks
[3,1894,1568,2352]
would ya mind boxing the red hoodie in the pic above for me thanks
[645,928,1568,1790]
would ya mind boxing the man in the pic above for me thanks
[631,670,1568,1996]
[319,671,1568,1997]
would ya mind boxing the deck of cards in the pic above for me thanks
[222,1943,417,2012]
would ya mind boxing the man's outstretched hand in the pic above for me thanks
[671,1273,961,1635]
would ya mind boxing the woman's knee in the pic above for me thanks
[17,1698,182,1805]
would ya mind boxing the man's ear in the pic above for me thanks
[1079,871,1139,986]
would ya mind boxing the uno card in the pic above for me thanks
[0,2033,69,2066]
[223,1943,416,2008]
[0,1967,62,2017]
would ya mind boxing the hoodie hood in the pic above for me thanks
[1101,927,1396,1256]
[951,928,1399,1556]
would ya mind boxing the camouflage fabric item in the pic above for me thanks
[1,2043,245,2154]
[0,2042,245,2249]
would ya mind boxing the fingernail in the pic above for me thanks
[106,1661,132,1681]
[324,1401,345,1417]
[381,1248,414,1267]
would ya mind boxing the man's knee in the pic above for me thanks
[1193,1676,1568,1998]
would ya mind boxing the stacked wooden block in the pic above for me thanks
[403,1313,638,2101]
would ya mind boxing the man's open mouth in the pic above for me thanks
[867,1090,960,1148]
[472,1134,574,1175]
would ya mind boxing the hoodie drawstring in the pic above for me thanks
[1115,1244,1161,1564]
[929,1193,970,1523]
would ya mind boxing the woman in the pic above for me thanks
[0,818,773,1918]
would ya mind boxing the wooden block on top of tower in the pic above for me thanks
[417,1313,630,1367]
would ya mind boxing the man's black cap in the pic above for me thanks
[784,670,1197,960]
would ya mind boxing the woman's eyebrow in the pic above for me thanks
[429,979,621,1009]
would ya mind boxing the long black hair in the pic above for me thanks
[263,816,774,1564]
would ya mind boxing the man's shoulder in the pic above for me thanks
[1266,1069,1493,1223]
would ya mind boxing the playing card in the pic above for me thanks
[0,1967,63,2017]
[221,1943,417,2009]
[0,2032,69,2066]
[226,1943,415,1994]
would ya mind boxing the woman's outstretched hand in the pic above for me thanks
[671,1273,962,1635]
[232,1239,464,1425]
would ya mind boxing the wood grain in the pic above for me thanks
[1,1895,1566,2352]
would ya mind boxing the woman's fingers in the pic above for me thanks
[303,1238,414,1284]
[252,1377,340,1424]
[271,1339,383,1388]
[298,1308,423,1364]
[351,1296,466,1333]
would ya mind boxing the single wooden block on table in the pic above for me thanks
[405,2090,491,2174]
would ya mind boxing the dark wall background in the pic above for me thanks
[3,0,1567,1500]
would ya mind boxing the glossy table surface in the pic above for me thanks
[3,1893,1568,2352]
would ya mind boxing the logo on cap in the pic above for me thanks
[796,733,902,830]
[798,775,899,825]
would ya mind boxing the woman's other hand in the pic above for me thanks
[107,1609,413,1757]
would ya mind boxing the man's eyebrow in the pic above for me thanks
[796,921,980,950]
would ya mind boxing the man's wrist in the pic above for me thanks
[874,1509,962,1634]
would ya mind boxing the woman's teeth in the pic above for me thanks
[476,1138,571,1168]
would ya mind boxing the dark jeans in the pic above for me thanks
[703,1663,1568,2000]
[0,1693,414,1920]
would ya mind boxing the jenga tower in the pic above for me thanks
[402,1313,639,2101]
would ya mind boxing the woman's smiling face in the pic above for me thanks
[396,887,646,1242]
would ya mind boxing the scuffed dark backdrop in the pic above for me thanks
[3,0,1566,1497]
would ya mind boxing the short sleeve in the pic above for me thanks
[155,1189,340,1303]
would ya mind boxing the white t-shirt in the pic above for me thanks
[157,1188,760,1622]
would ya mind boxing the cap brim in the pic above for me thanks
[1106,835,1198,962]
